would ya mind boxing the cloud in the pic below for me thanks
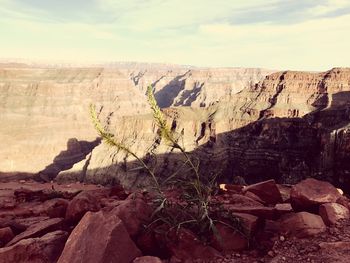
[0,0,349,70]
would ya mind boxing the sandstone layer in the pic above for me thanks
[79,68,350,191]
[0,64,272,184]
[2,65,350,192]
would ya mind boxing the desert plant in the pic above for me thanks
[90,85,242,242]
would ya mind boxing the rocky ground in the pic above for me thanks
[0,178,350,263]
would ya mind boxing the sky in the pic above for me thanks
[0,0,350,70]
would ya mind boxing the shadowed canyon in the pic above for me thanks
[1,64,350,192]
[2,63,350,263]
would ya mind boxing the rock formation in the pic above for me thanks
[2,64,350,192]
[80,68,350,191]
[1,178,350,262]
[0,63,273,184]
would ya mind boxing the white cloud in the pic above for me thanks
[0,0,349,70]
[309,0,350,16]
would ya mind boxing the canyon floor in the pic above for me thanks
[1,177,349,263]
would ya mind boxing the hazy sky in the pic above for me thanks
[1,0,350,70]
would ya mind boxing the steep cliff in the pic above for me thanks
[0,64,272,183]
[2,65,350,191]
[124,67,274,108]
[80,68,350,190]
[0,67,150,175]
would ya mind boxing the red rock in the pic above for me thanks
[0,219,26,235]
[58,211,141,263]
[275,203,293,216]
[0,227,14,247]
[319,203,350,225]
[33,198,69,218]
[0,201,40,218]
[277,184,291,202]
[14,216,50,228]
[133,256,162,263]
[244,191,265,205]
[110,185,129,200]
[165,228,221,261]
[212,223,248,251]
[319,241,350,250]
[243,180,282,205]
[6,217,64,246]
[0,230,68,263]
[232,213,259,236]
[14,188,68,202]
[223,205,276,219]
[255,220,281,252]
[290,178,341,211]
[100,198,124,208]
[218,194,264,207]
[107,197,152,237]
[264,220,281,233]
[280,212,326,238]
[136,231,162,257]
[65,191,101,223]
[14,188,48,202]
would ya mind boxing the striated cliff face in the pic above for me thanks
[2,64,350,191]
[58,68,350,191]
[123,67,274,108]
[0,67,150,175]
[0,64,272,183]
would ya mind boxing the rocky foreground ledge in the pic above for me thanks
[0,178,350,263]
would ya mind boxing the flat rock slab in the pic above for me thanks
[224,205,276,219]
[58,211,141,263]
[280,212,326,238]
[290,178,341,211]
[6,217,64,247]
[243,180,282,205]
[0,230,68,263]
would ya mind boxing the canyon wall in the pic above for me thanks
[0,67,150,176]
[60,68,350,191]
[123,67,274,108]
[1,64,350,191]
[0,64,272,185]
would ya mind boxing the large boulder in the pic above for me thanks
[6,218,64,247]
[290,178,341,211]
[65,191,102,223]
[243,180,282,205]
[280,212,326,237]
[106,196,152,237]
[0,230,68,263]
[319,203,350,225]
[58,211,141,263]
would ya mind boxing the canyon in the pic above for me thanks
[2,62,350,262]
[1,64,350,193]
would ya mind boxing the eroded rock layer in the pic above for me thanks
[59,68,350,191]
[0,65,272,183]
